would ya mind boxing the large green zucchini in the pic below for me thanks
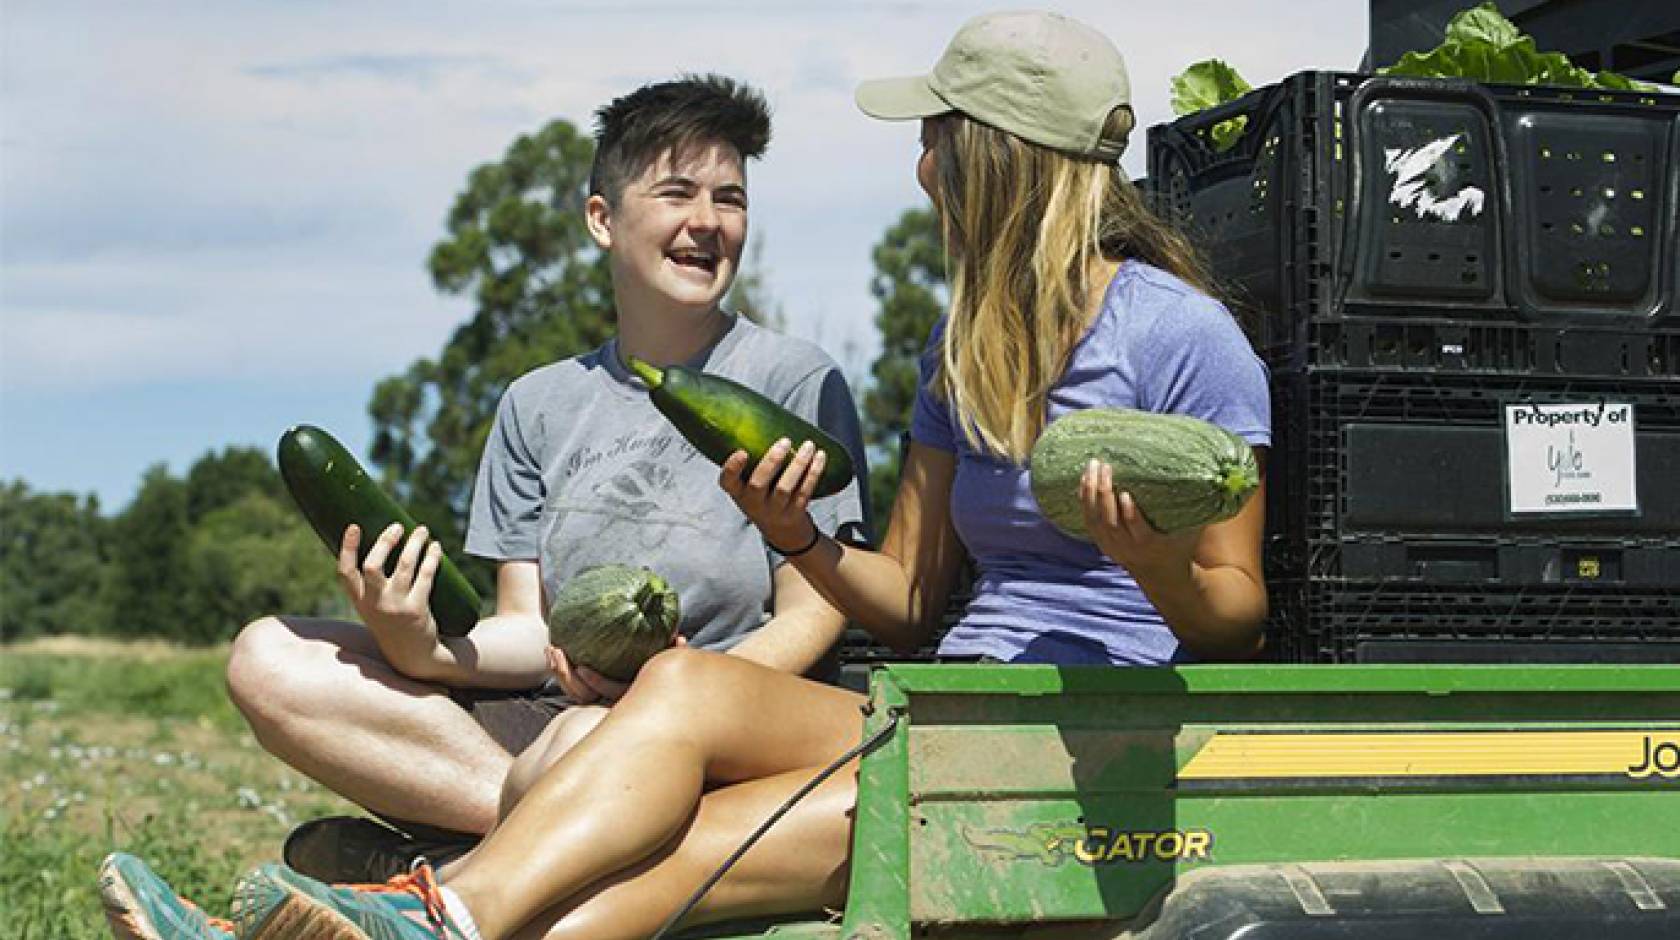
[546,565,681,682]
[1029,408,1259,537]
[626,357,855,498]
[277,425,483,637]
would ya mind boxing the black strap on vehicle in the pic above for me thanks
[648,704,906,940]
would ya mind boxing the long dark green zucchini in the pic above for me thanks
[277,425,482,637]
[626,358,855,498]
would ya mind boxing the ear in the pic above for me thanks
[585,194,613,251]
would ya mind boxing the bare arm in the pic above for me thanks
[427,560,553,689]
[338,521,551,689]
[725,562,848,674]
[721,440,967,654]
[1080,448,1269,660]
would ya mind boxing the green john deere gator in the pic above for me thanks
[694,663,1680,939]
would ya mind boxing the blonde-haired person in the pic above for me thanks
[108,12,1269,940]
[770,9,1271,669]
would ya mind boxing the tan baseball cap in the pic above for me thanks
[855,10,1132,160]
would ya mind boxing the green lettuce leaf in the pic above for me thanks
[1170,60,1252,115]
[1170,59,1253,151]
[1380,2,1652,91]
[1449,3,1521,46]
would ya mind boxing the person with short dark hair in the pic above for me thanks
[156,71,867,891]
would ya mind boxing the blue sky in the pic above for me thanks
[0,0,1367,512]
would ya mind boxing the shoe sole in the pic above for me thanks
[240,894,369,940]
[98,854,162,940]
[235,865,433,940]
[98,853,232,940]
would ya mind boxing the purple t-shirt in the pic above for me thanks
[911,262,1270,666]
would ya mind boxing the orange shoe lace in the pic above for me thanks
[337,861,451,935]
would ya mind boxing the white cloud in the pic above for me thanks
[2,255,463,388]
[1,0,1368,502]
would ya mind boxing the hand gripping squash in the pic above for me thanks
[277,424,483,637]
[546,565,682,683]
[1028,408,1259,538]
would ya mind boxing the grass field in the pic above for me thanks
[1,637,356,939]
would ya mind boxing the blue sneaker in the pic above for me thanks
[97,853,235,940]
[232,861,470,940]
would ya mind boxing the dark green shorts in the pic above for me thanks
[447,684,574,756]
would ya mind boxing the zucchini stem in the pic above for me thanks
[626,357,664,389]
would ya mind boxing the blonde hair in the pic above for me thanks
[929,109,1215,462]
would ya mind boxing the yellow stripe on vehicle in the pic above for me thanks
[1177,730,1680,779]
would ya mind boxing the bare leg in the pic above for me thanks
[225,616,513,834]
[498,706,608,820]
[432,705,612,880]
[445,648,864,939]
[517,764,856,940]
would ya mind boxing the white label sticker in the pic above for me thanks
[1385,134,1486,222]
[1505,402,1638,514]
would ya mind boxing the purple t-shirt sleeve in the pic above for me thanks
[1132,295,1271,447]
[910,324,957,452]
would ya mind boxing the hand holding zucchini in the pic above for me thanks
[277,424,483,637]
[1029,408,1259,538]
[625,357,856,498]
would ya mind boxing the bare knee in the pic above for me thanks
[227,616,296,716]
[501,706,608,815]
[225,615,359,729]
[626,648,728,710]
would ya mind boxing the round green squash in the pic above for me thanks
[546,565,681,682]
[1028,407,1259,538]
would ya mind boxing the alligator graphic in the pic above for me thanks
[961,823,1090,867]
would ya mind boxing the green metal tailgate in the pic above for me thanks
[703,663,1680,940]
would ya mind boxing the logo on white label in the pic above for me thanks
[1385,134,1486,223]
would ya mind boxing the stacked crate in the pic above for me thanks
[1148,71,1680,662]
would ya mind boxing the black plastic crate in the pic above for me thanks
[1147,71,1680,370]
[1301,317,1680,378]
[1271,579,1680,664]
[1267,370,1680,585]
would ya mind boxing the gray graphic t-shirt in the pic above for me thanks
[465,316,869,652]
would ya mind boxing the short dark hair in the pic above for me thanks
[589,74,772,203]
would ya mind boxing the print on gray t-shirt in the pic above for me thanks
[465,316,869,653]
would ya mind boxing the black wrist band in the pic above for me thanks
[772,524,823,558]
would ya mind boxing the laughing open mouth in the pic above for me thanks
[667,247,718,274]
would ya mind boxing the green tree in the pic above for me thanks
[185,446,282,523]
[861,208,946,524]
[103,465,191,639]
[179,447,340,643]
[97,447,321,644]
[369,119,612,592]
[0,482,111,640]
[180,491,344,644]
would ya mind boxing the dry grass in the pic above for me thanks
[4,635,217,660]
